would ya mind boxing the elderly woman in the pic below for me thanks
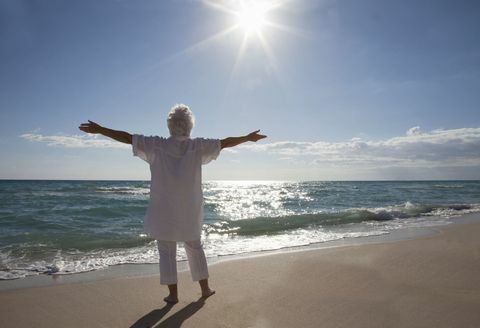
[79,104,266,303]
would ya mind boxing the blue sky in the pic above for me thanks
[1,0,479,180]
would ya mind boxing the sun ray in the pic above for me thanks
[225,33,250,95]
[154,0,300,92]
[201,0,239,16]
[264,21,311,39]
[256,30,284,85]
[113,1,301,96]
[231,34,250,77]
[161,25,239,64]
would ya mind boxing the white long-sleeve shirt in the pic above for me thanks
[132,134,221,241]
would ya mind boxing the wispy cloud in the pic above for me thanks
[20,127,480,170]
[20,133,129,149]
[240,127,480,168]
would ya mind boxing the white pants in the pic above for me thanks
[156,240,209,285]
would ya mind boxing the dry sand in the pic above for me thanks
[1,221,479,328]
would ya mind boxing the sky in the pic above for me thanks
[1,0,479,180]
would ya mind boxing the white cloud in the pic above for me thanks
[221,148,238,154]
[406,126,421,136]
[19,127,480,172]
[20,133,129,149]
[239,127,480,168]
[16,127,480,180]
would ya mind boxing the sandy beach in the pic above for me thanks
[1,219,479,328]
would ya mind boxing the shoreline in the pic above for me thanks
[2,179,480,181]
[1,213,479,327]
[1,212,479,292]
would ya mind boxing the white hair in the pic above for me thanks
[167,104,195,137]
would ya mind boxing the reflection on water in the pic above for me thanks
[0,180,479,279]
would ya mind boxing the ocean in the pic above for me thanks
[0,180,479,280]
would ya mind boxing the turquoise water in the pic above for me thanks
[1,180,479,279]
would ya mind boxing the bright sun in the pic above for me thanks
[236,4,267,33]
[168,0,302,85]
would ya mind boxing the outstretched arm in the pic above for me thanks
[221,130,267,149]
[79,120,132,145]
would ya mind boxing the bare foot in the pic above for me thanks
[201,289,216,299]
[163,295,179,304]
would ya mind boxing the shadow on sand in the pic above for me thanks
[130,298,206,328]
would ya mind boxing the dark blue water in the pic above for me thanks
[1,180,479,279]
